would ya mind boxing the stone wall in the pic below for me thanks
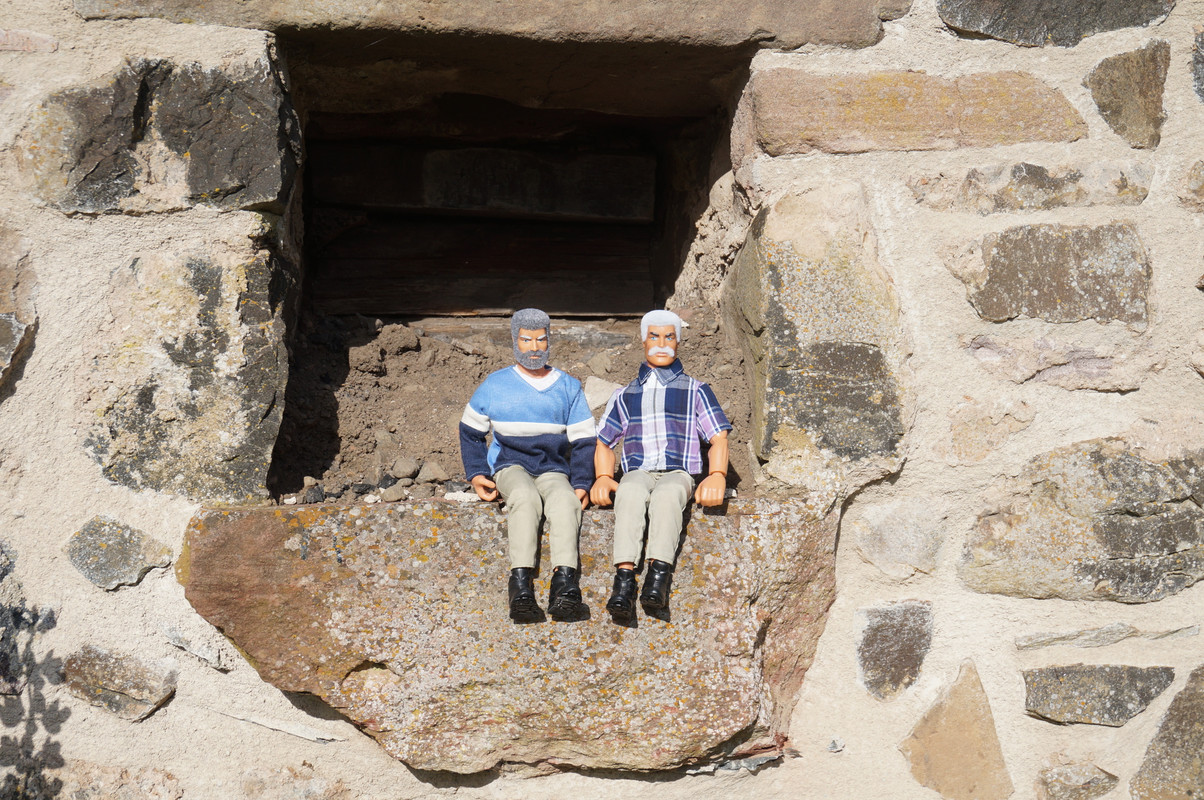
[1,0,1203,799]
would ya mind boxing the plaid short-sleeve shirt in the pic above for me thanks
[596,359,731,475]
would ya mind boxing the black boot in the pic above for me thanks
[606,568,638,623]
[548,566,583,620]
[508,567,540,622]
[640,559,674,610]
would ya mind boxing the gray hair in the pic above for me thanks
[511,308,551,342]
[641,309,681,341]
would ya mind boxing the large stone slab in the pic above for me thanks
[937,0,1174,47]
[1084,41,1169,149]
[80,230,294,504]
[964,334,1156,393]
[64,516,171,590]
[857,601,933,700]
[19,54,298,215]
[1024,664,1174,726]
[953,223,1150,327]
[899,661,1013,800]
[1131,664,1204,798]
[909,161,1151,214]
[73,0,908,49]
[0,224,35,402]
[724,185,906,500]
[750,70,1085,156]
[1016,622,1197,650]
[960,439,1204,603]
[179,499,836,773]
[63,645,177,721]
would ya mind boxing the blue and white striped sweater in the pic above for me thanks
[458,366,596,489]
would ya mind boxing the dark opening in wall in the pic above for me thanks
[269,32,749,498]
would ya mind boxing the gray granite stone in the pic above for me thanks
[64,516,171,590]
[1194,30,1204,102]
[63,645,176,720]
[858,601,933,700]
[937,0,1174,47]
[1084,41,1169,149]
[961,439,1204,602]
[1131,664,1204,798]
[960,223,1150,326]
[0,224,35,403]
[1024,664,1174,726]
[1036,763,1118,800]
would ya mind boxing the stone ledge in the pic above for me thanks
[179,498,836,773]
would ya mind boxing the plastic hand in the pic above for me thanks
[575,488,589,510]
[471,475,499,502]
[591,475,619,507]
[694,473,726,507]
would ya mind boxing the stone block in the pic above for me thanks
[81,234,294,504]
[899,661,1013,800]
[0,29,58,52]
[63,645,176,721]
[64,516,171,590]
[0,223,35,402]
[24,760,183,800]
[909,161,1151,214]
[937,0,1174,46]
[0,542,34,696]
[241,766,350,800]
[1036,764,1118,800]
[751,70,1085,156]
[960,439,1204,603]
[857,601,933,700]
[1179,160,1204,211]
[964,335,1156,393]
[1132,664,1204,798]
[849,498,943,579]
[19,54,298,215]
[1194,30,1204,102]
[954,223,1150,327]
[1024,664,1174,726]
[1016,622,1197,650]
[724,186,905,499]
[942,398,1033,465]
[178,499,837,773]
[1084,41,1169,149]
[72,0,909,50]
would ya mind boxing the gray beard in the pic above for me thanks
[515,347,550,370]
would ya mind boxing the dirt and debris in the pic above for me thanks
[269,310,754,502]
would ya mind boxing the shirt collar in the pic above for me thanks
[638,358,684,385]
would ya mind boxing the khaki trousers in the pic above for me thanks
[612,469,693,566]
[494,465,581,570]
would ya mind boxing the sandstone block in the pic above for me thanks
[65,516,171,590]
[0,29,58,52]
[1084,41,1169,149]
[937,0,1174,46]
[179,499,837,773]
[1131,664,1204,798]
[909,161,1151,214]
[72,0,910,50]
[849,498,943,579]
[81,237,294,504]
[1179,160,1204,211]
[241,766,350,800]
[19,55,298,214]
[955,223,1150,326]
[724,185,905,499]
[1024,664,1174,726]
[960,439,1204,602]
[0,224,35,402]
[26,760,183,800]
[899,661,1013,800]
[752,70,1085,156]
[942,398,1033,465]
[63,645,176,720]
[857,601,933,700]
[1036,763,1118,800]
[964,334,1156,392]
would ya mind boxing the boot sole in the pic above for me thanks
[640,594,667,610]
[607,600,636,623]
[509,597,541,622]
[548,597,583,621]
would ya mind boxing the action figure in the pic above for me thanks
[590,309,731,622]
[459,308,595,622]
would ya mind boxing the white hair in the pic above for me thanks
[641,310,681,341]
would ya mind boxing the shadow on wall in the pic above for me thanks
[0,592,67,798]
